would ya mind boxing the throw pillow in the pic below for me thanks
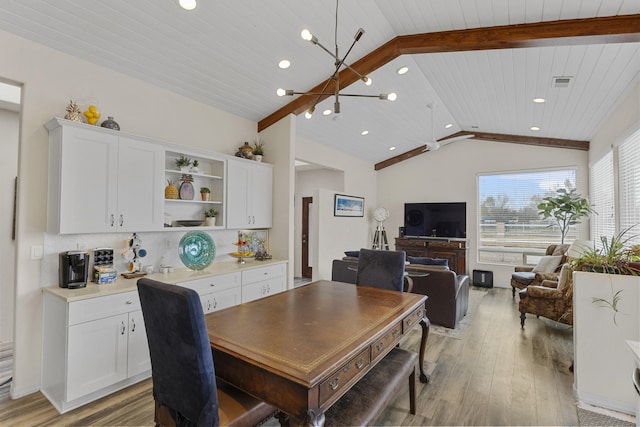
[344,251,360,258]
[531,255,562,273]
[407,256,449,267]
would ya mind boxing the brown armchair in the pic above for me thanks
[519,263,573,328]
[510,244,570,297]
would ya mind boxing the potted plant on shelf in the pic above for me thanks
[204,208,218,226]
[537,188,592,244]
[175,155,192,172]
[252,138,265,162]
[191,159,200,173]
[200,187,211,201]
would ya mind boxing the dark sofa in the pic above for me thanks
[332,256,469,329]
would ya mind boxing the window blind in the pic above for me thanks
[618,129,640,245]
[589,151,615,247]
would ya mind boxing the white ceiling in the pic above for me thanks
[0,0,638,164]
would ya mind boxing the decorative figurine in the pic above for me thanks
[64,100,83,122]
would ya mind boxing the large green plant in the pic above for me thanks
[571,226,640,275]
[537,188,592,244]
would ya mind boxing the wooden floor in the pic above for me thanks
[0,287,578,426]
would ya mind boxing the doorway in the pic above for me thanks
[0,79,21,400]
[301,197,312,278]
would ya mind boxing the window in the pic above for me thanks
[478,168,577,265]
[590,152,615,245]
[617,130,640,245]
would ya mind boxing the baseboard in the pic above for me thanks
[575,389,636,416]
[10,383,40,400]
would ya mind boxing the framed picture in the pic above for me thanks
[334,194,365,217]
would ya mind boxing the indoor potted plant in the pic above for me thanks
[204,208,218,226]
[537,188,592,244]
[252,138,265,162]
[200,187,210,201]
[175,155,192,172]
[191,159,200,173]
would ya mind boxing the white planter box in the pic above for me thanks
[573,271,640,414]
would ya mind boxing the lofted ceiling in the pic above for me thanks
[0,1,638,166]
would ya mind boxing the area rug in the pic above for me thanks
[428,287,488,339]
[577,404,635,426]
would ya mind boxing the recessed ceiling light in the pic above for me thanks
[533,98,545,103]
[361,130,369,136]
[323,109,332,116]
[530,126,540,131]
[445,123,453,129]
[397,66,409,75]
[389,146,396,151]
[178,0,197,10]
[278,60,291,69]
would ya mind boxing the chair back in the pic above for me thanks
[356,248,406,291]
[137,278,219,427]
[556,263,574,300]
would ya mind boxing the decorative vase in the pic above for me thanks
[205,217,215,227]
[239,141,253,159]
[165,180,179,199]
[201,192,210,201]
[254,155,263,162]
[101,116,120,130]
[179,174,194,200]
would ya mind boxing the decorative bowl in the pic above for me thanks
[178,231,215,270]
[176,220,203,227]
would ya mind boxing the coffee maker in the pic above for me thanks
[59,251,89,288]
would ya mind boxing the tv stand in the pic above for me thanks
[395,237,468,275]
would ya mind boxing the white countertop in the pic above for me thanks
[43,258,287,302]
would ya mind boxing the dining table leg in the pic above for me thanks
[275,410,325,427]
[419,316,430,383]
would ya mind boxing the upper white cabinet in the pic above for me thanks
[46,119,164,234]
[226,158,273,229]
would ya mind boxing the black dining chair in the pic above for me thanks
[137,278,274,427]
[355,248,407,291]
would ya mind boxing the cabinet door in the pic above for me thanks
[242,278,285,303]
[226,159,251,228]
[127,310,151,377]
[203,287,241,313]
[58,126,119,233]
[250,164,273,228]
[67,313,128,401]
[117,136,165,231]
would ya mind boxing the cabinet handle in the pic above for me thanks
[376,342,384,352]
[119,214,124,227]
[213,298,217,309]
[125,300,133,305]
[130,318,136,332]
[120,321,126,335]
[207,300,211,311]
[110,214,115,227]
[329,378,339,390]
[355,359,364,369]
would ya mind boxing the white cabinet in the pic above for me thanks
[46,118,164,234]
[241,263,286,303]
[42,291,151,414]
[177,273,241,314]
[227,158,273,229]
[164,150,226,230]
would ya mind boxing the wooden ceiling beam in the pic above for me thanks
[374,131,590,171]
[259,15,639,132]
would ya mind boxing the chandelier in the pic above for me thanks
[276,0,396,118]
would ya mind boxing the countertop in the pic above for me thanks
[43,258,287,302]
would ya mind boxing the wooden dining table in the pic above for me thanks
[205,280,429,426]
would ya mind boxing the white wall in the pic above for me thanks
[295,136,377,281]
[0,28,260,397]
[0,108,19,343]
[377,138,589,286]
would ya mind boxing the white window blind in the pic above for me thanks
[589,151,615,246]
[618,129,640,245]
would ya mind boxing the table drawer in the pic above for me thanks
[371,321,403,361]
[403,306,425,333]
[319,347,370,405]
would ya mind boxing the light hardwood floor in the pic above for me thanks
[0,287,577,426]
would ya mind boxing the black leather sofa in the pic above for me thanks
[332,257,469,329]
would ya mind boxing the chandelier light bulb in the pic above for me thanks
[178,0,197,10]
[363,76,372,86]
[387,92,397,101]
[301,29,313,41]
[278,59,291,69]
[276,88,286,97]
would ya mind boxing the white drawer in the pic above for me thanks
[241,263,285,285]
[177,272,241,295]
[68,291,140,325]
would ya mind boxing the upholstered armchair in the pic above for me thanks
[519,263,573,327]
[511,244,570,297]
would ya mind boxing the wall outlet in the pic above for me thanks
[31,245,43,260]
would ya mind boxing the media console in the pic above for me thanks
[395,237,468,275]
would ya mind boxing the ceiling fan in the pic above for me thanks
[418,102,475,152]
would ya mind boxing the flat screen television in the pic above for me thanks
[404,202,466,238]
